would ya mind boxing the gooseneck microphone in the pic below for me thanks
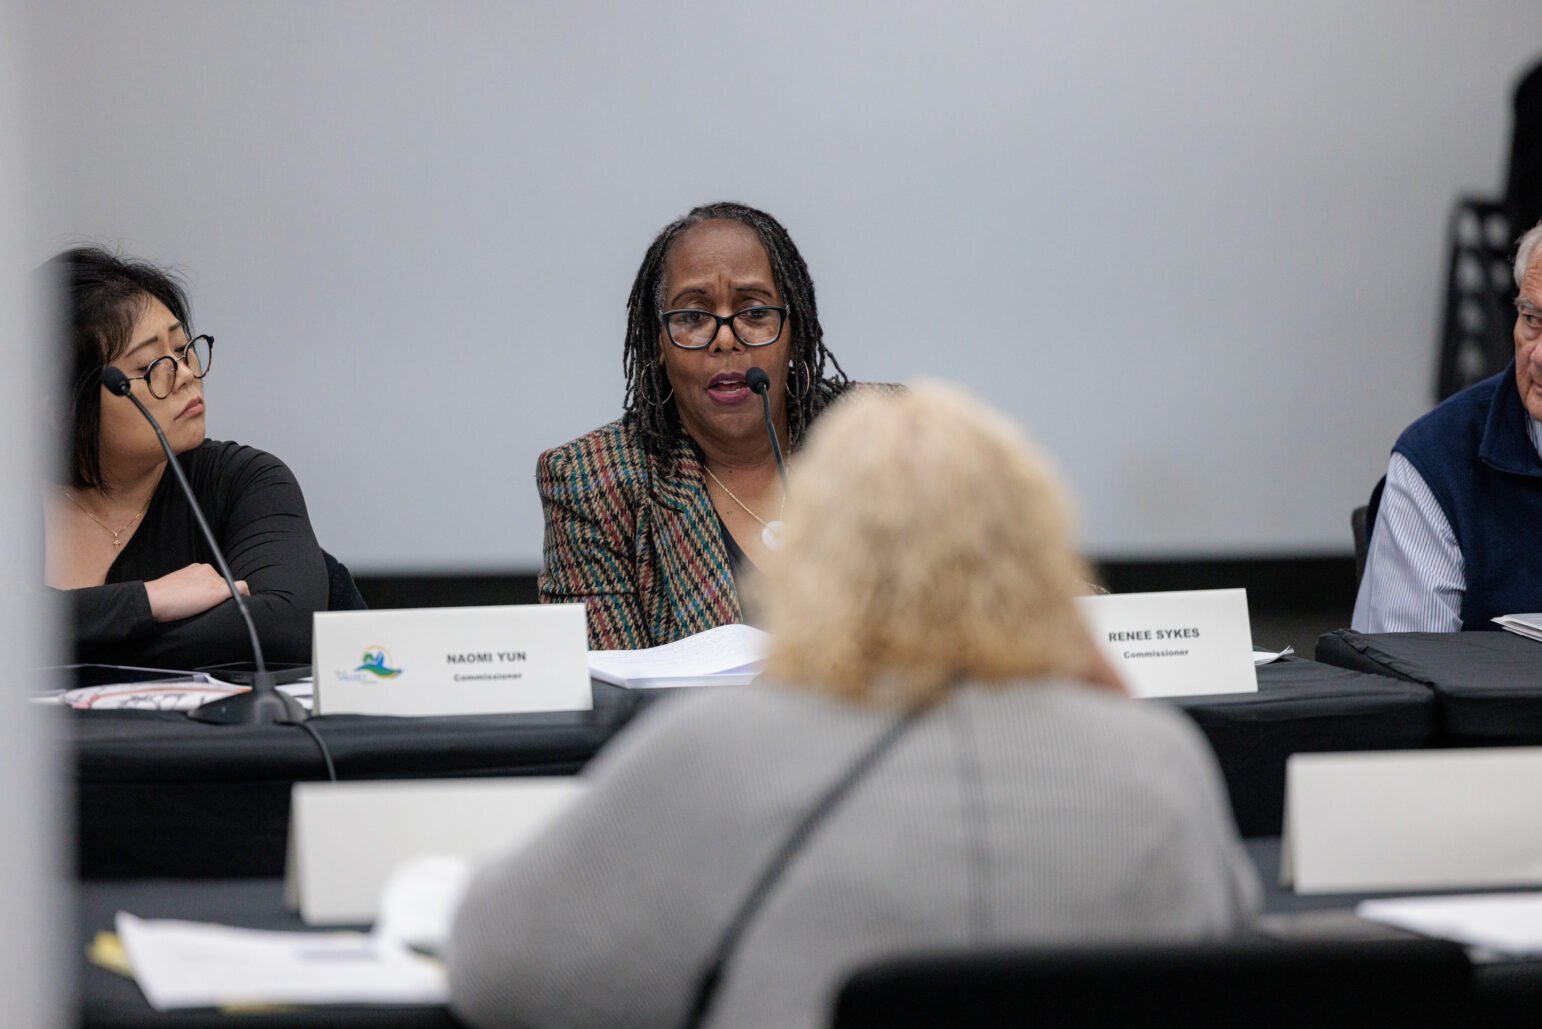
[745,367,788,488]
[100,367,307,725]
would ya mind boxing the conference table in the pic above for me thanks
[69,632,1542,1024]
[69,682,649,878]
[66,658,1435,879]
[1316,629,1542,746]
[1167,655,1432,836]
[79,873,464,1028]
[77,838,1540,1027]
[1247,839,1539,1027]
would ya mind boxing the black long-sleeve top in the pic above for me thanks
[60,439,328,667]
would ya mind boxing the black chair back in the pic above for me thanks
[830,939,1472,1029]
[322,550,367,611]
[1352,475,1387,587]
[1505,58,1542,249]
[1351,505,1370,584]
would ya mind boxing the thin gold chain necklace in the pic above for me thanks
[703,465,786,550]
[62,488,150,551]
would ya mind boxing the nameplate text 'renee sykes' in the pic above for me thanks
[1076,589,1256,699]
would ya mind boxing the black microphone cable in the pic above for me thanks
[284,718,339,782]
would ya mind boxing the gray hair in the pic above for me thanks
[1515,220,1542,288]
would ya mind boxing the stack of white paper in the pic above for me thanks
[58,678,314,712]
[1357,893,1542,959]
[588,623,769,689]
[1492,613,1542,642]
[61,677,241,712]
[116,912,446,1011]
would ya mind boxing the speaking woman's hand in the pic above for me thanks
[144,563,249,623]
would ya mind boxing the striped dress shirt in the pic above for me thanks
[1352,416,1542,632]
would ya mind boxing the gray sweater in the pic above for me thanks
[448,681,1260,1029]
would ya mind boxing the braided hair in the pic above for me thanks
[622,202,850,461]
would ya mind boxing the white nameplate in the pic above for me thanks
[312,604,591,716]
[1282,748,1542,893]
[1076,588,1257,699]
[286,777,586,924]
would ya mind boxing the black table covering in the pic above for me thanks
[1247,837,1539,1027]
[1315,630,1542,746]
[71,683,651,878]
[1164,658,1435,837]
[69,660,1437,879]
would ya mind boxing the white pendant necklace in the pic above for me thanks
[703,466,785,551]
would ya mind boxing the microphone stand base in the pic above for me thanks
[188,676,309,725]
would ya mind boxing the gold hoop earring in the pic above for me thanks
[649,364,675,407]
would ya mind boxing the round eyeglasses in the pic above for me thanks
[121,335,215,399]
[660,306,787,350]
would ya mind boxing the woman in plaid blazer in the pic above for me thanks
[538,202,869,650]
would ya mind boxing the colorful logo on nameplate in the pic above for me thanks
[353,647,403,680]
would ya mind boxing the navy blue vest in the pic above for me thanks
[1393,362,1542,630]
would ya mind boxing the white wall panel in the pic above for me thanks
[24,1,1542,569]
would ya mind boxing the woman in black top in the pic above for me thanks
[44,248,327,667]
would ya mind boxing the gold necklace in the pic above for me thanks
[703,465,786,550]
[62,488,150,551]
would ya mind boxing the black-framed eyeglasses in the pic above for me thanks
[660,306,787,350]
[122,335,215,399]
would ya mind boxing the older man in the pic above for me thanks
[1353,220,1542,632]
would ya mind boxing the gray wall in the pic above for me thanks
[5,0,63,1020]
[23,1,1542,571]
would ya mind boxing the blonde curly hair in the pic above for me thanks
[756,381,1098,707]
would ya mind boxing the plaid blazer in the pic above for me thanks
[538,383,892,650]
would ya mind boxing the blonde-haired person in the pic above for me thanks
[763,379,1119,705]
[449,383,1259,1029]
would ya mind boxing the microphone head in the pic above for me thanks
[746,367,771,395]
[100,367,133,396]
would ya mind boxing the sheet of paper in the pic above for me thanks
[116,912,446,1011]
[588,623,769,686]
[1253,646,1295,666]
[60,677,242,712]
[1358,892,1542,958]
[1492,614,1542,641]
[614,672,760,690]
[53,677,314,713]
[87,931,131,977]
[374,855,475,955]
[278,680,314,707]
[42,663,200,697]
